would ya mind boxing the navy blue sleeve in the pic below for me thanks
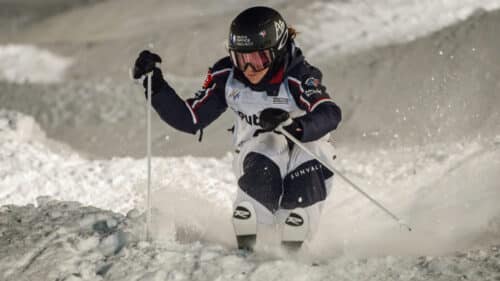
[287,62,342,142]
[293,102,341,142]
[150,59,232,135]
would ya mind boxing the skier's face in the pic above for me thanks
[230,49,272,84]
[243,66,269,84]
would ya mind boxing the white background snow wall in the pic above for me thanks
[0,44,71,83]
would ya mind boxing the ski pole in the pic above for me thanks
[146,72,153,241]
[277,127,412,232]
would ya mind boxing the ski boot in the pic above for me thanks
[281,208,309,252]
[232,201,257,252]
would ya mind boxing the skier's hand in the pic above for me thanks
[132,50,162,79]
[132,50,167,95]
[259,108,290,131]
[141,67,167,95]
[259,108,303,139]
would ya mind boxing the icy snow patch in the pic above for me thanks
[0,44,72,84]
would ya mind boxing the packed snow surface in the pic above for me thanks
[1,111,499,280]
[0,44,71,84]
[1,201,500,281]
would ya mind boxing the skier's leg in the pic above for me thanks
[232,134,289,251]
[278,207,309,251]
[233,153,283,251]
[232,199,258,252]
[279,140,335,251]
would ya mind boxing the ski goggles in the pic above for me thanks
[229,49,273,72]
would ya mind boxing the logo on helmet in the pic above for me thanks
[274,20,286,40]
[231,34,253,47]
[274,20,288,50]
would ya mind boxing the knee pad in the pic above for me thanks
[282,160,333,209]
[237,152,283,212]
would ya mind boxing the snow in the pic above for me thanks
[296,0,500,58]
[0,111,235,215]
[0,44,72,84]
[1,200,500,280]
[1,110,499,280]
[1,1,500,279]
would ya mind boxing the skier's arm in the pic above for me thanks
[133,51,229,135]
[287,66,342,142]
[149,68,228,135]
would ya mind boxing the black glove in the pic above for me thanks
[133,50,167,94]
[132,50,162,79]
[259,108,290,131]
[141,67,168,94]
[259,108,303,139]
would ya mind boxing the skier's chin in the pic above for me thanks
[244,68,269,84]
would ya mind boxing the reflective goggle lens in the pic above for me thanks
[231,50,272,72]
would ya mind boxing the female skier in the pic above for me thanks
[132,6,342,252]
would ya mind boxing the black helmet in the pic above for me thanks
[228,6,289,72]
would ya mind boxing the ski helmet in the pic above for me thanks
[228,6,289,72]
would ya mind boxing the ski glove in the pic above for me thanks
[259,108,303,140]
[141,67,168,95]
[132,50,162,79]
[133,50,167,94]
